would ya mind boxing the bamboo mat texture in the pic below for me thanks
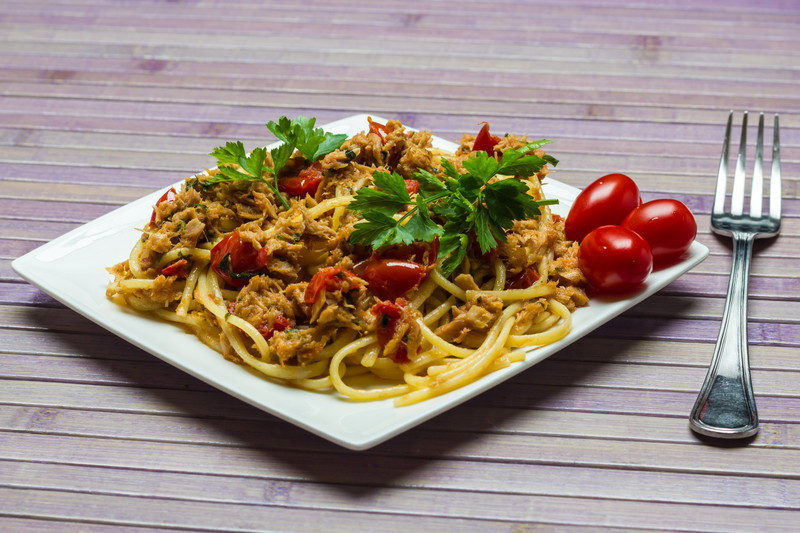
[1,0,799,531]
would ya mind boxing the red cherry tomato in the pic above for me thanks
[622,199,697,268]
[565,173,641,243]
[210,232,269,288]
[278,162,324,197]
[361,259,428,301]
[578,225,653,294]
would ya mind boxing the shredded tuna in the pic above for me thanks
[435,293,504,345]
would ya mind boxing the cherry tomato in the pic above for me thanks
[578,225,653,294]
[473,122,501,156]
[361,259,428,301]
[565,173,641,243]
[210,232,269,288]
[304,267,359,304]
[278,161,324,197]
[622,199,697,268]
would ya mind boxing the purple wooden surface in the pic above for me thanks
[2,0,800,530]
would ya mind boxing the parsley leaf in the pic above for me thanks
[348,171,411,215]
[206,143,281,203]
[474,208,498,253]
[403,194,442,242]
[349,210,409,249]
[266,116,347,163]
[349,171,444,248]
[462,151,500,183]
[348,140,558,276]
[206,116,347,210]
[438,233,469,277]
[484,178,543,227]
[412,169,448,194]
[209,141,247,167]
[373,171,412,203]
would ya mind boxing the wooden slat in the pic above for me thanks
[3,456,798,516]
[2,0,800,530]
[3,344,800,396]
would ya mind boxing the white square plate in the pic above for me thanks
[12,114,709,450]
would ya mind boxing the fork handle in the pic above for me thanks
[689,231,759,438]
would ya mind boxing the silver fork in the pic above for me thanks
[689,111,781,439]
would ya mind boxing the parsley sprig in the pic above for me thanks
[349,142,559,276]
[204,116,347,209]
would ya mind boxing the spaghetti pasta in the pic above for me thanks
[106,117,588,406]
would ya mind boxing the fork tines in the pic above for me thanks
[714,110,781,235]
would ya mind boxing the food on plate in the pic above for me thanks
[622,199,697,267]
[106,116,588,405]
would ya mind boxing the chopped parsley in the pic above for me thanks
[204,116,347,209]
[348,142,558,276]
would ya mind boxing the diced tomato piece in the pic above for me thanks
[505,266,540,290]
[367,116,394,142]
[256,314,292,340]
[278,161,324,197]
[404,179,420,195]
[304,267,359,304]
[374,239,439,267]
[160,258,188,278]
[372,299,410,364]
[472,122,501,156]
[210,232,269,288]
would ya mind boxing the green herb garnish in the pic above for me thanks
[349,142,558,276]
[204,116,347,209]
